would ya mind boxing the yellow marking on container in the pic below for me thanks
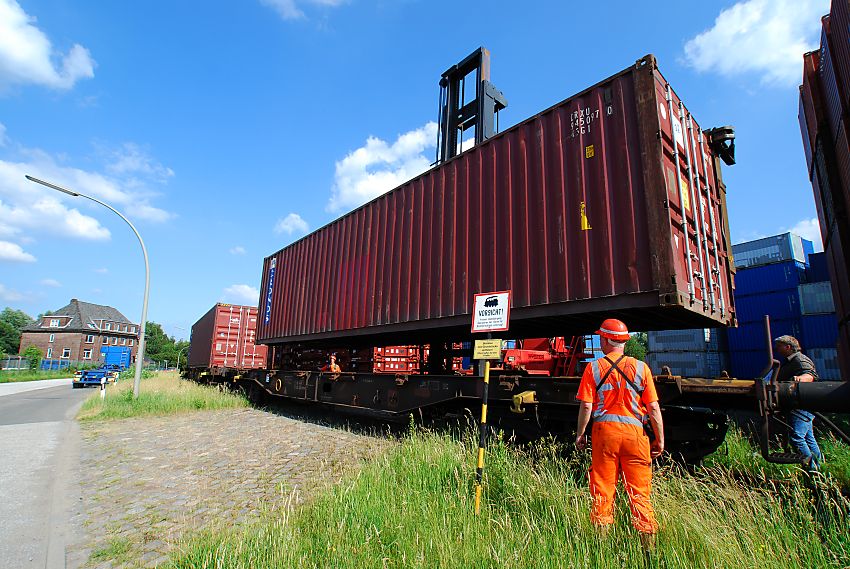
[580,201,592,230]
[680,179,690,211]
[585,144,595,159]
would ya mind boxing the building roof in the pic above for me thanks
[23,298,137,334]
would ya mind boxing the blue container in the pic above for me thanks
[799,282,835,314]
[808,348,842,380]
[729,349,772,379]
[735,290,801,323]
[734,261,807,296]
[100,346,132,369]
[646,351,729,378]
[806,252,830,282]
[647,328,727,352]
[728,318,803,351]
[801,314,838,349]
[732,233,812,269]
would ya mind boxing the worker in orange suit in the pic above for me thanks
[575,318,664,551]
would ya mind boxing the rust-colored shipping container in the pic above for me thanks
[830,1,850,114]
[189,304,268,369]
[258,55,736,347]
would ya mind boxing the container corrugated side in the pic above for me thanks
[819,20,844,142]
[729,349,771,380]
[734,261,807,296]
[734,290,801,323]
[257,56,736,346]
[806,252,830,282]
[647,328,726,352]
[646,350,729,378]
[799,282,835,314]
[802,313,839,349]
[728,318,802,352]
[809,347,842,380]
[731,233,811,269]
[830,1,850,117]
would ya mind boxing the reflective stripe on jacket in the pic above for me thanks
[590,357,648,428]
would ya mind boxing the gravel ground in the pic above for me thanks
[67,407,390,568]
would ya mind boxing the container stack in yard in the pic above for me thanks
[646,328,728,378]
[801,252,841,379]
[799,2,850,380]
[727,233,813,379]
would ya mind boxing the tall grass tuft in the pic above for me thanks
[77,371,248,421]
[169,428,850,569]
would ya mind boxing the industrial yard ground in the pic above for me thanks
[67,374,849,568]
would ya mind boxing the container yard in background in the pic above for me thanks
[648,233,842,380]
[257,55,737,350]
[798,3,850,380]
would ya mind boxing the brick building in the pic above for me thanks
[19,299,139,363]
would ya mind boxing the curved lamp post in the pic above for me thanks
[25,175,149,398]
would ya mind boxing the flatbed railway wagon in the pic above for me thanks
[190,52,850,462]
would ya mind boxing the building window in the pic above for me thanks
[112,337,118,345]
[50,319,60,327]
[102,336,108,345]
[83,349,92,360]
[123,325,128,332]
[85,334,94,343]
[131,326,136,333]
[121,338,127,345]
[46,347,52,358]
[105,323,111,330]
[130,339,135,346]
[87,323,95,329]
[61,348,70,359]
[49,333,55,343]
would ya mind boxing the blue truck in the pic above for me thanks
[72,365,121,388]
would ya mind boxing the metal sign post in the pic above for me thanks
[471,290,510,515]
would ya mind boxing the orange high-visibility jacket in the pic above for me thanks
[576,354,658,427]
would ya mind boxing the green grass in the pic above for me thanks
[0,369,76,383]
[707,427,850,489]
[77,371,249,421]
[169,429,850,569]
[90,536,133,564]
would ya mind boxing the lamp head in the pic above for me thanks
[25,175,81,197]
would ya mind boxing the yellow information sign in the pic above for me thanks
[473,339,502,360]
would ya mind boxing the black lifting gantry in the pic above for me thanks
[437,47,508,164]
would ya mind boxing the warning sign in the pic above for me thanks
[471,291,511,333]
[473,339,502,359]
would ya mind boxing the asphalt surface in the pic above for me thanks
[0,382,90,568]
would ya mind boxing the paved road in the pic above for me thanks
[0,377,73,398]
[0,383,90,569]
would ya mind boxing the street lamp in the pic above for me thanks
[176,345,189,372]
[25,175,150,399]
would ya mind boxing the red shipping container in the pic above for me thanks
[820,19,846,142]
[800,50,822,177]
[257,55,736,346]
[830,0,850,115]
[188,304,268,369]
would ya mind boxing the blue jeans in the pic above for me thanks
[789,412,822,470]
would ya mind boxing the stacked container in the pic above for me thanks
[646,328,729,377]
[798,3,850,381]
[727,234,812,378]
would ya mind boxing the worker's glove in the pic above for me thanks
[575,433,587,451]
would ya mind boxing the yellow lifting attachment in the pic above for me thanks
[511,390,538,414]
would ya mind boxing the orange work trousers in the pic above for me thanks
[589,421,658,534]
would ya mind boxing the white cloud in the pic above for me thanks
[274,213,309,235]
[0,0,95,91]
[229,246,246,255]
[260,0,345,20]
[93,267,108,274]
[40,278,61,287]
[787,217,824,251]
[0,283,24,301]
[223,284,259,304]
[0,128,175,245]
[0,240,35,262]
[327,122,438,213]
[683,0,828,86]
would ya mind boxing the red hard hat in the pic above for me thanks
[596,318,630,341]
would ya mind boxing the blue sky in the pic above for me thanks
[0,0,830,339]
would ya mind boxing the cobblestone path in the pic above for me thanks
[67,407,389,568]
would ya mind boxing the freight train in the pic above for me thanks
[185,51,850,463]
